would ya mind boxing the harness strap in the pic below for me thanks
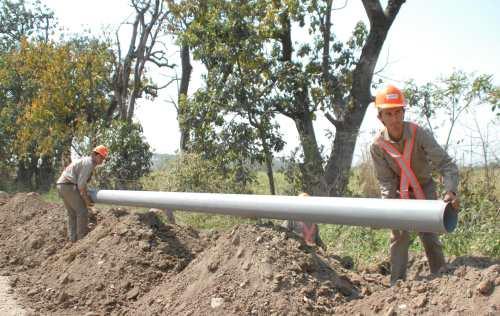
[377,123,425,199]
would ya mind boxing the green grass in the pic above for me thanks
[319,225,389,267]
[252,172,295,195]
[174,212,257,231]
[42,188,61,203]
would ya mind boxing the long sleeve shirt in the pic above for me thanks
[370,122,459,199]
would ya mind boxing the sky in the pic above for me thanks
[43,0,500,165]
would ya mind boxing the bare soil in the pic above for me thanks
[0,193,498,315]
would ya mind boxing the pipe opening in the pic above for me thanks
[443,203,458,233]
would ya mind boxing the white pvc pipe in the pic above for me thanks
[88,190,457,233]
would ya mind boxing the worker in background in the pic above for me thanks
[369,85,459,285]
[149,208,176,224]
[56,145,108,242]
[283,192,325,249]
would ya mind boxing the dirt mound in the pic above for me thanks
[336,256,500,315]
[0,192,66,271]
[0,193,498,315]
[1,193,210,315]
[130,224,362,315]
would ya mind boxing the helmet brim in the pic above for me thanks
[376,103,405,110]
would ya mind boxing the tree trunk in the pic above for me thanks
[112,0,171,122]
[179,44,192,151]
[264,152,276,195]
[258,127,276,195]
[16,157,37,191]
[36,155,54,192]
[324,115,363,196]
[292,97,326,196]
[323,0,405,196]
[277,7,325,196]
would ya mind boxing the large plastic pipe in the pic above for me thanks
[88,190,457,233]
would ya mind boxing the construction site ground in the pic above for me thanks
[0,192,498,315]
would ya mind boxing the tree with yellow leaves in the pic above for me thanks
[0,38,114,190]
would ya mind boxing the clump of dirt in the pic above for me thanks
[0,193,498,315]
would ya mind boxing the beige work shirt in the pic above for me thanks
[370,122,459,199]
[56,156,95,190]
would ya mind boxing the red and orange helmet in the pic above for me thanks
[93,145,109,159]
[375,84,406,110]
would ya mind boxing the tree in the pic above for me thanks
[95,121,153,190]
[470,116,498,191]
[0,0,56,51]
[434,71,496,152]
[404,81,437,137]
[108,0,175,123]
[166,0,195,151]
[0,38,114,190]
[405,71,498,152]
[0,0,57,190]
[174,0,405,196]
[175,0,287,194]
[184,90,261,190]
[0,1,163,191]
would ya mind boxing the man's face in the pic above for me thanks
[93,153,106,166]
[378,107,404,136]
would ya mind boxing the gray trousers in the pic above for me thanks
[390,230,445,283]
[57,184,89,242]
[390,180,446,283]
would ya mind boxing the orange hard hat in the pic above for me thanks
[93,145,109,159]
[375,84,405,109]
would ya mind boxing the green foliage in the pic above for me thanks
[280,150,304,196]
[488,86,499,115]
[173,212,256,231]
[441,168,499,257]
[95,121,153,190]
[40,187,60,203]
[181,86,268,189]
[141,152,256,229]
[0,0,56,52]
[404,71,499,150]
[347,151,380,198]
[0,37,114,190]
[175,0,286,190]
[142,152,252,194]
[0,38,113,154]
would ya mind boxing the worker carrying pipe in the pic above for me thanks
[57,145,109,242]
[282,192,325,249]
[370,84,460,285]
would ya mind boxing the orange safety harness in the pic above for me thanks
[377,123,426,200]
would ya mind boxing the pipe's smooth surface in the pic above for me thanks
[89,190,457,233]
